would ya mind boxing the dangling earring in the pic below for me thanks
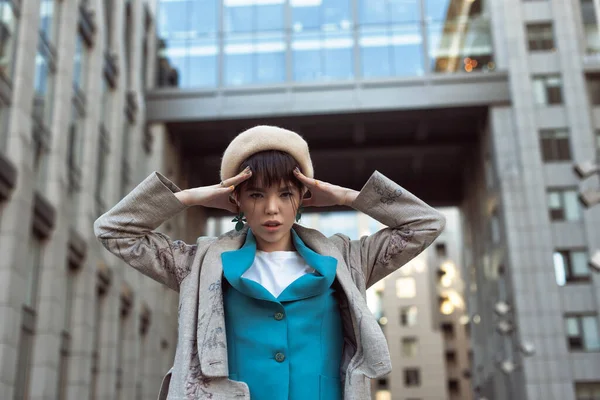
[295,206,304,222]
[232,211,246,231]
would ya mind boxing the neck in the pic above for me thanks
[255,231,295,252]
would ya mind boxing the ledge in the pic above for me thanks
[32,191,56,239]
[0,151,17,201]
[104,52,119,88]
[68,227,87,268]
[78,4,96,47]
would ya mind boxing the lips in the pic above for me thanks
[263,221,282,227]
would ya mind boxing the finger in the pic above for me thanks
[293,168,315,186]
[221,167,252,187]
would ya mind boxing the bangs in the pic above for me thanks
[237,150,303,192]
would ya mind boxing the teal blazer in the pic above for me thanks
[221,229,343,400]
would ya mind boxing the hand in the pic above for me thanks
[175,167,252,212]
[293,167,358,207]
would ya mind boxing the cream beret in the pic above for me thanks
[220,125,314,181]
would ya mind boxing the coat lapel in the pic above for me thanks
[291,224,392,378]
[197,227,247,378]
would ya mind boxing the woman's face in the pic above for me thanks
[237,180,302,252]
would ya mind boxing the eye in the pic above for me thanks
[249,193,263,199]
[281,192,293,198]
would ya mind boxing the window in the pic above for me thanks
[0,1,20,79]
[565,314,600,351]
[484,156,495,189]
[428,19,495,74]
[90,277,109,400]
[15,234,44,400]
[540,129,572,161]
[401,337,418,358]
[136,307,151,400]
[116,293,132,399]
[73,33,89,94]
[580,0,600,55]
[14,321,34,400]
[526,23,555,51]
[587,74,600,105]
[396,277,416,298]
[533,74,563,105]
[435,243,447,258]
[554,249,590,285]
[547,188,581,221]
[67,99,85,228]
[375,377,391,400]
[441,322,455,339]
[445,349,457,364]
[120,119,132,198]
[400,306,418,326]
[448,379,460,394]
[57,263,79,400]
[490,209,500,244]
[575,382,600,400]
[404,368,421,387]
[103,0,113,50]
[95,127,109,216]
[596,130,600,159]
[123,1,132,85]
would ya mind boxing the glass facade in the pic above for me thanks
[157,0,495,88]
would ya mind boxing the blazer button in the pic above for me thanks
[275,352,285,363]
[274,312,285,321]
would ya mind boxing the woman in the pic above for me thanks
[94,125,446,400]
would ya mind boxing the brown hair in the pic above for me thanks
[233,150,305,210]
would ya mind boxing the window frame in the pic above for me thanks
[540,128,572,162]
[533,74,564,105]
[526,22,556,51]
[565,313,600,352]
[554,249,591,284]
[404,368,421,387]
[547,187,581,221]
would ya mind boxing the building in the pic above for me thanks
[362,209,472,400]
[0,0,186,398]
[150,0,600,399]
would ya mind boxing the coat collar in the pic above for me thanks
[221,228,337,302]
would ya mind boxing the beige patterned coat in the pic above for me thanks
[93,170,446,400]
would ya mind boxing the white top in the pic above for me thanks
[241,250,315,298]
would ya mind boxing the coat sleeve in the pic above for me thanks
[329,171,446,289]
[93,171,207,292]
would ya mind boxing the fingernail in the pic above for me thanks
[244,167,252,174]
[229,185,235,190]
[294,167,300,174]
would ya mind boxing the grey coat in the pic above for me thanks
[93,170,446,400]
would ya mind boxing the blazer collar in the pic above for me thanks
[221,228,337,302]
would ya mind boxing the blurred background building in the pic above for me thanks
[0,0,599,400]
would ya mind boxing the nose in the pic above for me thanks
[265,194,279,215]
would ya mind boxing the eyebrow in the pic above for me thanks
[245,186,295,192]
